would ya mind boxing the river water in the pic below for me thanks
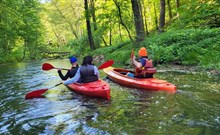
[0,59,219,135]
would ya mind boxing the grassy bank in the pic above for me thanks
[92,28,220,70]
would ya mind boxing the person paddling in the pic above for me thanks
[128,47,156,78]
[63,55,99,85]
[58,56,79,80]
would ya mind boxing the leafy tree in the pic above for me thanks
[170,0,220,29]
[113,0,134,42]
[0,0,44,62]
[18,0,45,60]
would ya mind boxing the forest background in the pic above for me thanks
[0,0,219,70]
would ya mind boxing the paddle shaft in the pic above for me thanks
[42,63,70,71]
[48,82,63,89]
[53,67,69,70]
[54,63,110,70]
[25,82,63,99]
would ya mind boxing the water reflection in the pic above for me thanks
[0,60,219,134]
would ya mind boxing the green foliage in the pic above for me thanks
[0,0,45,63]
[90,28,220,70]
[1,0,219,72]
[66,36,91,57]
[171,0,220,29]
[91,41,132,63]
[131,29,219,68]
[148,44,176,64]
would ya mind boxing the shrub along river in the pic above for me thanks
[0,59,219,134]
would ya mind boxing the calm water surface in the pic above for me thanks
[0,59,219,135]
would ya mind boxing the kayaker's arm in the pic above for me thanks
[93,66,100,78]
[132,56,142,69]
[63,68,81,85]
[58,69,70,80]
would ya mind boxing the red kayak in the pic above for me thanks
[66,80,111,100]
[103,67,176,93]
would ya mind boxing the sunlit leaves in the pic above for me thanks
[171,0,219,29]
[0,0,45,62]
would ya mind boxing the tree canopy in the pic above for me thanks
[0,0,219,68]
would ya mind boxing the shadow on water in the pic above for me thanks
[0,59,219,134]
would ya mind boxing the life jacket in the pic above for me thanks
[135,58,157,78]
[80,65,98,83]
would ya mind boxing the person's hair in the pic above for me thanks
[82,56,93,66]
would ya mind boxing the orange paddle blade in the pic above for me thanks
[98,60,114,70]
[25,89,48,99]
[42,63,55,70]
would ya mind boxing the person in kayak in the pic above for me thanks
[128,47,156,78]
[58,56,79,80]
[63,55,99,85]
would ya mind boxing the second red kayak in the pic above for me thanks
[103,67,176,93]
[67,80,111,100]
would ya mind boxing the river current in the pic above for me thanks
[0,59,219,134]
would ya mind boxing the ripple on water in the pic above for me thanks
[1,61,220,134]
[215,116,220,124]
[187,120,212,127]
[24,99,83,119]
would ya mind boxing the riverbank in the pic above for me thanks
[1,58,220,77]
[156,64,220,76]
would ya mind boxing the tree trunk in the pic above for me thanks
[140,0,149,36]
[153,2,159,31]
[131,0,145,43]
[90,0,107,46]
[167,0,172,20]
[113,0,133,42]
[84,0,95,50]
[176,0,180,17]
[176,0,180,8]
[52,27,61,49]
[159,0,165,33]
[90,0,97,30]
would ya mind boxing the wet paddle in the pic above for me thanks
[25,60,114,100]
[98,60,114,70]
[25,82,62,99]
[42,63,69,71]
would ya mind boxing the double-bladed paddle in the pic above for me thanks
[25,60,114,99]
